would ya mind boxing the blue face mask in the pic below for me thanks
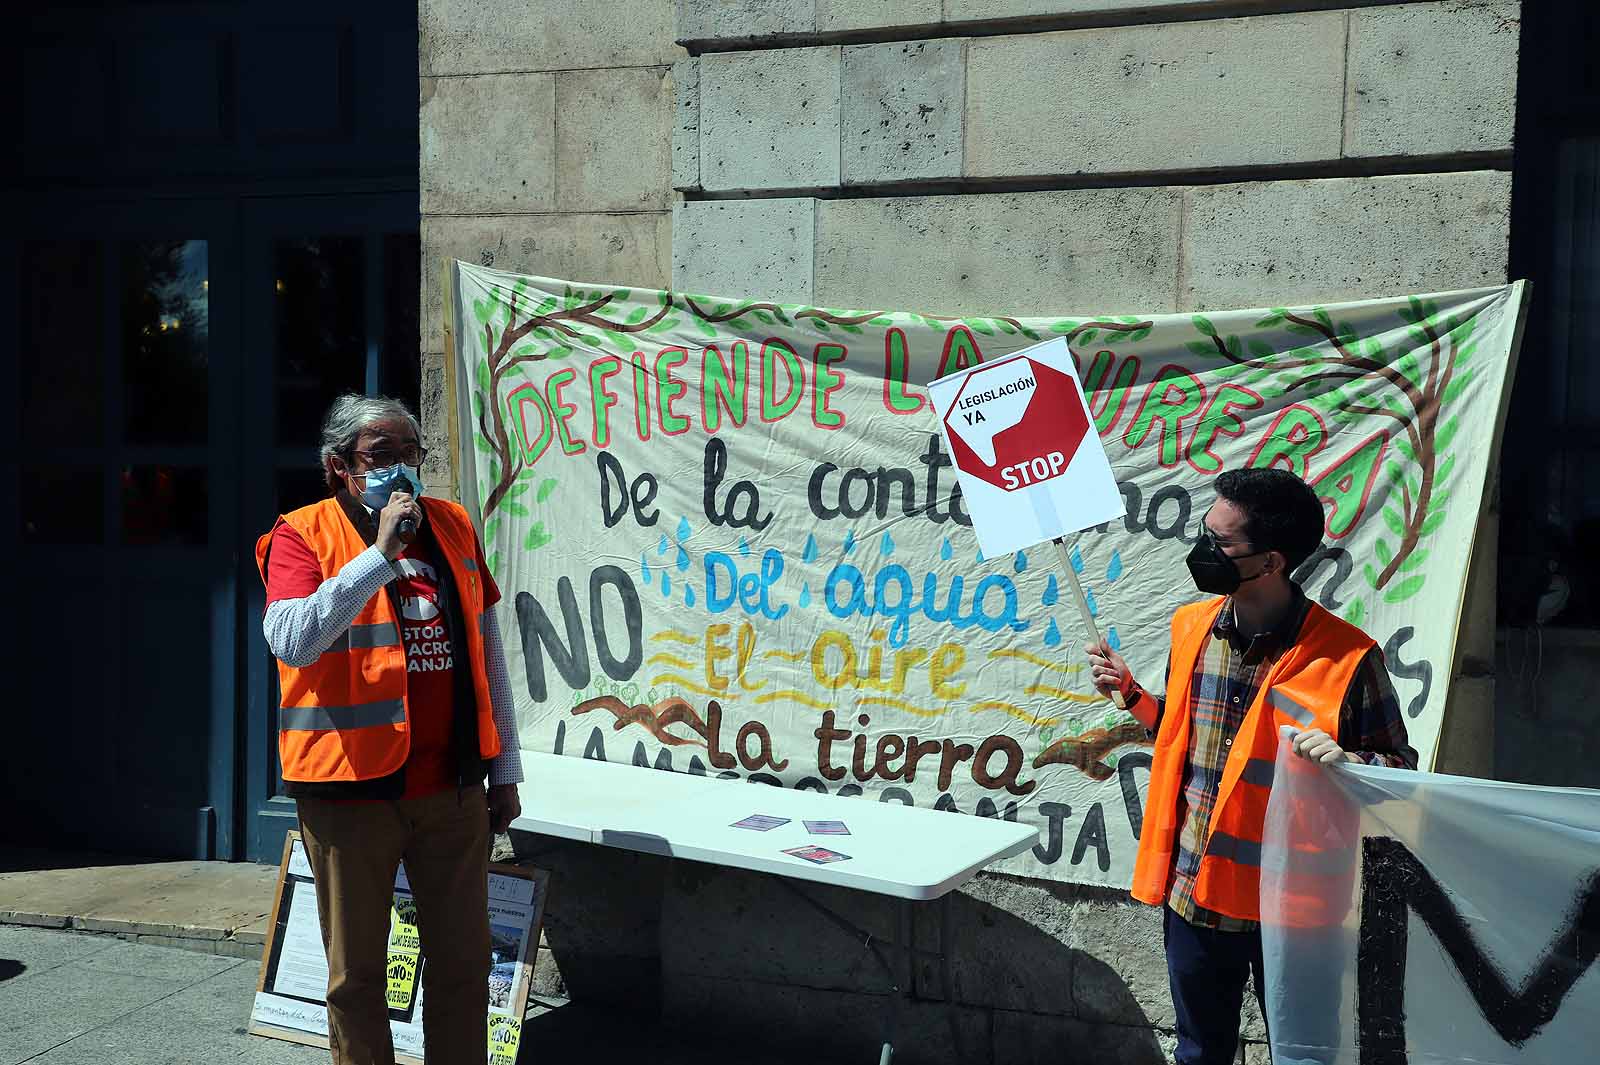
[359,463,424,510]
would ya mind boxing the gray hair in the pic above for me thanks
[319,393,423,491]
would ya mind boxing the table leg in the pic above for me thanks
[773,881,959,1065]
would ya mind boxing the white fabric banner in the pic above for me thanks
[449,262,1526,888]
[1261,733,1600,1065]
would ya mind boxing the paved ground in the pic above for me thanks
[0,851,732,1064]
[0,849,277,958]
[1,927,720,1065]
[0,925,319,1065]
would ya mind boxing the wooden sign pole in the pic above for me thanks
[1051,535,1125,710]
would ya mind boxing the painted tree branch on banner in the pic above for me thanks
[478,284,671,519]
[1202,297,1473,596]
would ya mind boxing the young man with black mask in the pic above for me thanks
[1085,468,1416,1065]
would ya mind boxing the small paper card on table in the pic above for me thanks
[783,845,852,865]
[803,820,850,836]
[731,814,790,831]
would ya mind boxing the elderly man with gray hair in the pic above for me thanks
[255,393,523,1065]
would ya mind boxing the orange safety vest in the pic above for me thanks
[254,496,502,784]
[1130,596,1372,923]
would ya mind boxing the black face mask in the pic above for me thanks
[1186,533,1270,596]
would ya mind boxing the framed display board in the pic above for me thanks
[248,831,550,1064]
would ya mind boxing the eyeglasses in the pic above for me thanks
[349,445,427,468]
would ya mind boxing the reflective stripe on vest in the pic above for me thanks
[1203,818,1356,869]
[280,699,407,731]
[1279,842,1362,877]
[327,621,402,654]
[1206,830,1262,868]
[1239,757,1275,789]
[1269,687,1317,727]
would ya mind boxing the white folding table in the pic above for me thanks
[511,750,1037,1062]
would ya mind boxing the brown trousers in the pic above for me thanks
[297,787,491,1065]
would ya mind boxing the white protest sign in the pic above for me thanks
[927,337,1122,558]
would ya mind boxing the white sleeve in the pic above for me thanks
[482,609,525,786]
[263,546,396,667]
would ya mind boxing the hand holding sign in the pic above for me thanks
[1085,640,1134,701]
[929,337,1127,708]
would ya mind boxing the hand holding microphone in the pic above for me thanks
[377,492,423,560]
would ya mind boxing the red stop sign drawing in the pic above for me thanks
[942,355,1091,493]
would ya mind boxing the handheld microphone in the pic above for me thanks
[398,517,417,543]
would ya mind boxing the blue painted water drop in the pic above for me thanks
[685,584,696,607]
[1106,550,1124,582]
[843,530,857,555]
[1085,589,1099,617]
[1106,626,1122,653]
[939,538,952,562]
[1042,575,1059,606]
[798,583,812,608]
[739,537,751,557]
[803,534,818,563]
[640,553,651,584]
[676,545,690,572]
[676,516,691,542]
[662,573,673,598]
[1069,546,1085,573]
[1043,618,1062,647]
[881,532,895,557]
[657,534,669,556]
[1014,550,1028,573]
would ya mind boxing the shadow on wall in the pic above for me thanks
[513,831,1172,1065]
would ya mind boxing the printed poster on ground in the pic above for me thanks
[249,833,550,1064]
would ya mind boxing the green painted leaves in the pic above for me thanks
[1383,575,1426,604]
[1343,598,1365,627]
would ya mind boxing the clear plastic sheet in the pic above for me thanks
[1261,728,1600,1064]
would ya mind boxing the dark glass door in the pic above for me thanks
[4,200,242,859]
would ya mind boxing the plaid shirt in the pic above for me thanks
[1143,587,1417,931]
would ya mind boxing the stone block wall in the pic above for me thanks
[423,3,1521,1062]
[673,2,1518,311]
[417,0,683,495]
